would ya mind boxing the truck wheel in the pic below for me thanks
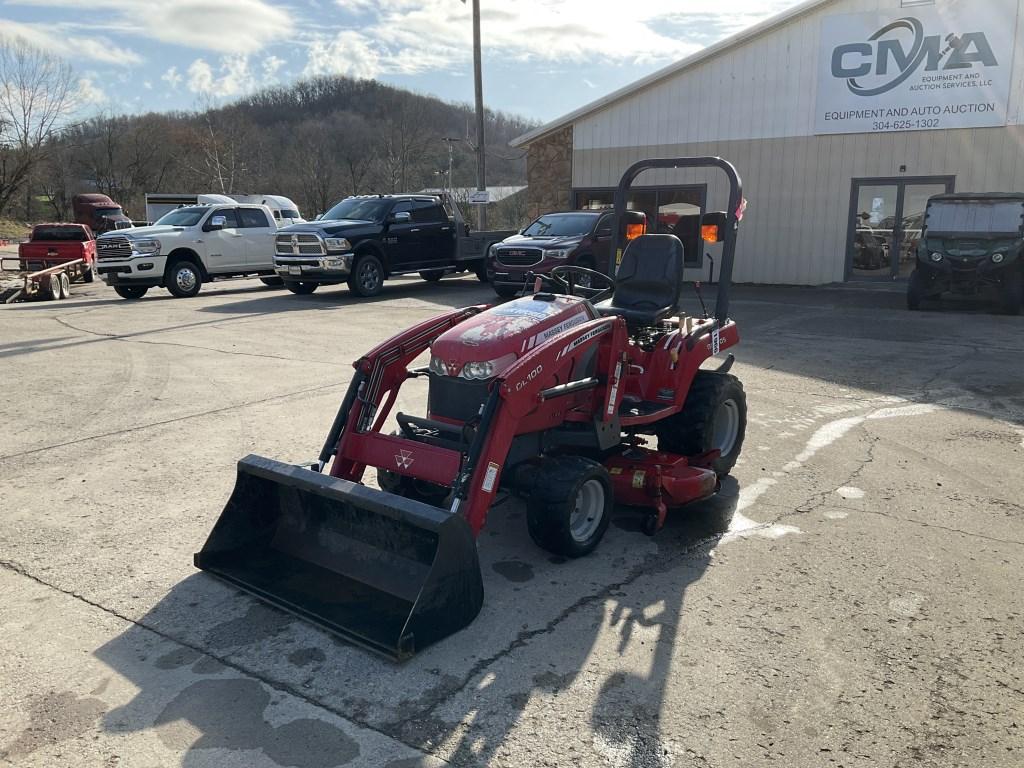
[82,265,95,283]
[284,281,318,295]
[166,260,202,298]
[494,284,519,299]
[348,253,384,297]
[48,274,62,301]
[475,250,495,283]
[115,285,148,300]
[59,272,71,299]
[997,270,1022,315]
[260,276,284,287]
[907,268,929,311]
[527,456,613,558]
[656,371,747,477]
[419,269,446,282]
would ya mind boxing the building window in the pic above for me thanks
[574,185,706,267]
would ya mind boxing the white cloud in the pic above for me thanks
[262,54,286,82]
[75,76,106,107]
[184,54,282,98]
[187,58,216,94]
[303,31,381,79]
[8,0,292,54]
[161,66,183,90]
[0,19,142,65]
[320,0,798,75]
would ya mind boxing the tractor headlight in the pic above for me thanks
[992,252,1005,264]
[544,249,570,259]
[462,361,494,380]
[132,239,161,256]
[459,353,517,381]
[428,355,447,375]
[929,252,943,263]
[324,237,352,252]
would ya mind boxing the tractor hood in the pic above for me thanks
[429,294,596,379]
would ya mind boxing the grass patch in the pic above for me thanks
[0,218,31,241]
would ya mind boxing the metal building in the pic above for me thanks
[510,0,1024,285]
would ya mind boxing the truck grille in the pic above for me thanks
[97,237,131,261]
[275,233,325,256]
[494,247,542,267]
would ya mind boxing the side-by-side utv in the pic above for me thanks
[195,157,749,660]
[908,193,1024,314]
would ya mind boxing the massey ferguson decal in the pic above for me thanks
[520,310,589,353]
[395,449,414,469]
[815,1,1013,135]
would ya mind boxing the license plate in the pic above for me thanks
[288,266,301,276]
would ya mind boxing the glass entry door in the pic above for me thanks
[846,177,954,280]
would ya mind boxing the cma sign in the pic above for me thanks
[831,17,998,96]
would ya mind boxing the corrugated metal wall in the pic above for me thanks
[568,0,1024,285]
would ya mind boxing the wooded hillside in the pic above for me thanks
[34,75,535,224]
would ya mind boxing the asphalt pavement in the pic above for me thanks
[1,271,1022,768]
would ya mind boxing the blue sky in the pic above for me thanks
[0,0,800,123]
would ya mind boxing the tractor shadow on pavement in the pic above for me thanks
[90,484,738,767]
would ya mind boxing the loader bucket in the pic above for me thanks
[194,454,484,660]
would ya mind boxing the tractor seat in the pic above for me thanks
[595,234,683,326]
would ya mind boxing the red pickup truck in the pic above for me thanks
[18,223,96,282]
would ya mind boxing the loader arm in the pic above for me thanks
[450,316,629,535]
[328,305,487,481]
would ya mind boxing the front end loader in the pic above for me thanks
[195,157,748,660]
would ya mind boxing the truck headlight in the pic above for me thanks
[929,252,943,263]
[132,239,161,256]
[544,249,570,259]
[324,237,351,252]
[992,252,1005,263]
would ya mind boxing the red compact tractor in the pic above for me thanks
[196,157,748,659]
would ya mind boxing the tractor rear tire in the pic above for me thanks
[656,371,747,477]
[527,456,612,558]
[115,285,148,299]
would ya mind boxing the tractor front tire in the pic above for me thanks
[656,371,747,477]
[527,456,613,558]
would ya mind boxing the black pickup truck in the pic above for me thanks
[273,194,514,297]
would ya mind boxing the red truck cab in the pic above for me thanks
[19,223,97,282]
[72,193,132,234]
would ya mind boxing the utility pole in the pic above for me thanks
[442,137,460,193]
[471,0,487,229]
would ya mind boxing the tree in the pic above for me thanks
[0,35,74,217]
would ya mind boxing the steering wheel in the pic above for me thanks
[548,265,615,303]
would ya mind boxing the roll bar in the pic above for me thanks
[609,157,744,324]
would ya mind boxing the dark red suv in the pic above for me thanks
[489,210,646,298]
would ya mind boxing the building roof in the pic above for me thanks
[510,0,838,148]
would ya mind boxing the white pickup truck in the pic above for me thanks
[96,203,280,299]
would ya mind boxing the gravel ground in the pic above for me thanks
[0,273,1022,768]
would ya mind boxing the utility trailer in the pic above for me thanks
[0,257,87,303]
